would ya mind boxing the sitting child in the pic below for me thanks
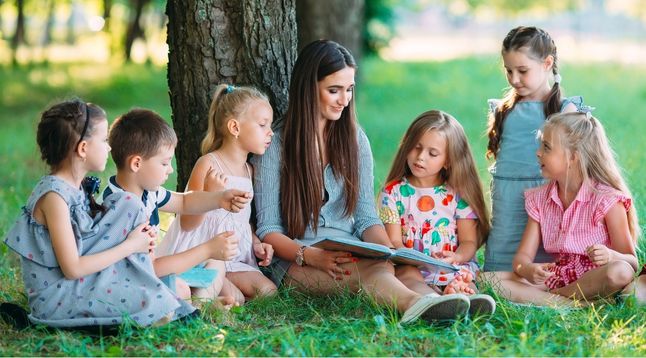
[2,99,192,330]
[379,110,495,316]
[103,108,251,306]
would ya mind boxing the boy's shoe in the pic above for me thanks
[468,294,496,317]
[400,293,470,324]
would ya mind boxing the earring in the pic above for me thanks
[235,134,239,139]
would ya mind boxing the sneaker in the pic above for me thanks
[400,293,470,324]
[468,294,496,317]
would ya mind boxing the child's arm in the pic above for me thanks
[41,193,155,280]
[179,156,228,232]
[161,188,251,215]
[512,218,554,285]
[383,224,405,249]
[152,231,238,277]
[432,219,477,263]
[252,233,274,266]
[586,202,638,270]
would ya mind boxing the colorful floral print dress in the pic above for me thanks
[378,177,480,286]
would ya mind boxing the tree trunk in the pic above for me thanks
[124,0,150,62]
[103,0,113,32]
[166,0,297,190]
[295,0,364,60]
[11,0,26,66]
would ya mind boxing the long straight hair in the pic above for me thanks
[280,40,359,239]
[487,26,562,159]
[386,110,491,243]
[543,112,640,242]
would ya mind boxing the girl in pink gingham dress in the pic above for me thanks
[498,112,646,306]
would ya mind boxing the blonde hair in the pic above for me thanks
[385,110,491,243]
[543,112,640,241]
[201,84,269,155]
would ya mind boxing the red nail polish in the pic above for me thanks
[344,270,351,275]
[352,258,359,263]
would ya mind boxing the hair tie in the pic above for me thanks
[81,176,101,197]
[553,73,562,84]
[225,85,235,94]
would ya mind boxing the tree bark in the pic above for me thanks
[166,0,297,190]
[295,0,364,60]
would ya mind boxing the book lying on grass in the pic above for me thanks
[312,237,459,272]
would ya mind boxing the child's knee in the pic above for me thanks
[258,280,278,296]
[606,261,635,288]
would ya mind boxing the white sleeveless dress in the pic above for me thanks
[157,153,260,273]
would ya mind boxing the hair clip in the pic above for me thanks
[225,85,235,94]
[82,176,101,196]
[553,73,562,84]
[576,104,595,118]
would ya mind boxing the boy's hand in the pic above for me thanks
[218,189,252,212]
[207,231,239,261]
[254,242,274,266]
[126,223,157,254]
[586,244,611,266]
[526,262,555,285]
[204,167,228,192]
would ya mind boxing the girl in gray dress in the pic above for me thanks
[480,26,586,297]
[2,99,194,329]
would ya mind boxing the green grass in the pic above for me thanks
[1,58,645,355]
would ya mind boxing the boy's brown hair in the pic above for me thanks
[109,108,177,169]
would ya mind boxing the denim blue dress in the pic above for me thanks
[483,96,586,272]
[3,175,194,327]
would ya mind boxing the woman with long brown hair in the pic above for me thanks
[251,40,470,323]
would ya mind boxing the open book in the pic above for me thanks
[312,237,459,272]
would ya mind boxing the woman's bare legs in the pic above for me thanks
[285,259,420,313]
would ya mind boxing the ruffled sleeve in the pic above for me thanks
[561,95,594,113]
[591,185,632,226]
[454,193,477,220]
[378,179,402,225]
[3,177,78,268]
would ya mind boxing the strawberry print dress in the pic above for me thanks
[3,176,194,328]
[378,177,480,286]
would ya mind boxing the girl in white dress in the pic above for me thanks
[158,84,277,304]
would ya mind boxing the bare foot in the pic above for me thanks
[217,295,239,310]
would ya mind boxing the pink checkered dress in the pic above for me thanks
[524,181,631,290]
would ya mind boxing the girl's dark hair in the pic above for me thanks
[486,26,562,159]
[280,39,359,239]
[37,98,107,216]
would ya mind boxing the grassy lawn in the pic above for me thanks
[0,58,645,355]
